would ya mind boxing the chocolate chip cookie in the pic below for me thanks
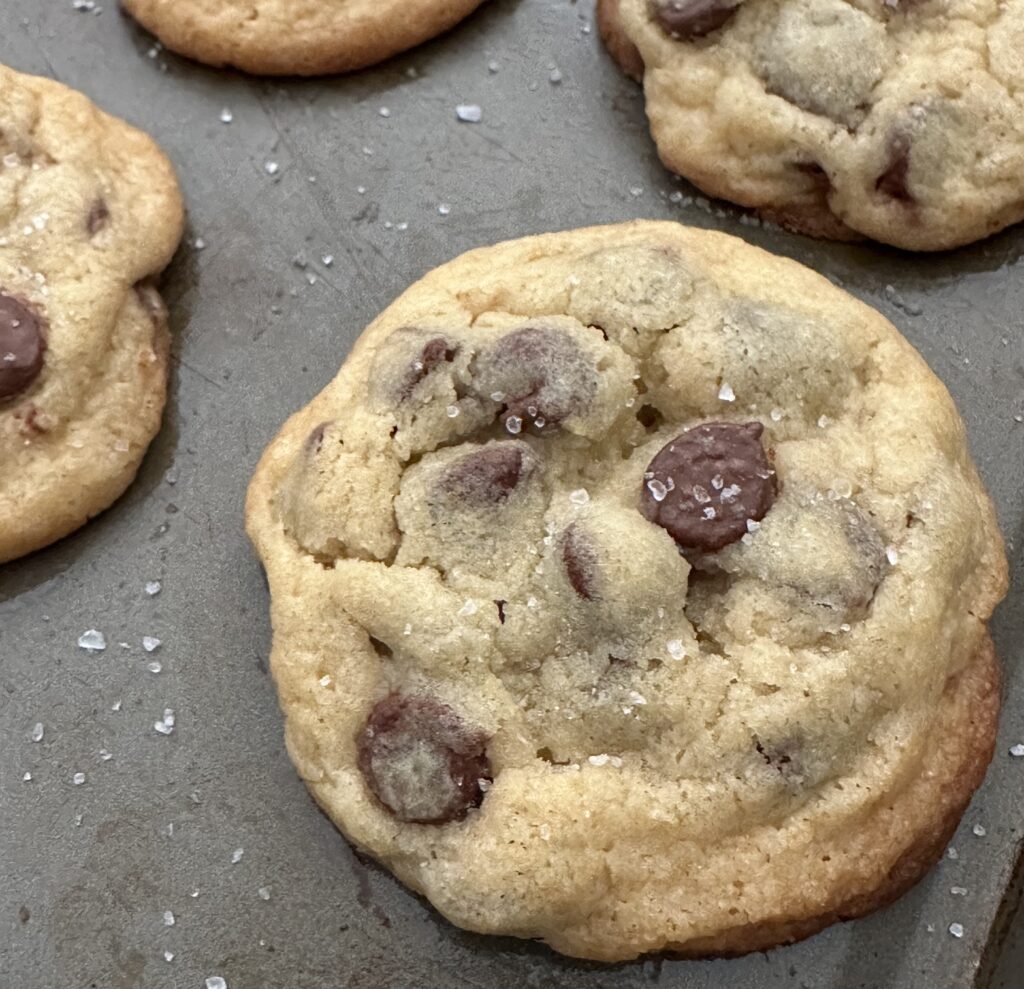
[598,0,1024,250]
[246,221,1007,960]
[122,0,486,76]
[0,64,183,564]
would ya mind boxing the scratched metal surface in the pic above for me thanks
[1,2,1022,987]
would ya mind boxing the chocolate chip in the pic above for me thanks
[875,133,914,203]
[640,421,777,553]
[0,293,45,401]
[440,443,530,503]
[561,523,599,601]
[357,694,491,825]
[652,0,739,39]
[482,327,597,432]
[479,329,598,434]
[402,336,456,398]
[368,636,393,659]
[494,599,507,624]
[87,199,109,235]
[637,404,663,432]
[306,421,331,454]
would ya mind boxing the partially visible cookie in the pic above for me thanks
[246,221,1007,960]
[0,64,183,564]
[122,0,486,76]
[598,0,1024,250]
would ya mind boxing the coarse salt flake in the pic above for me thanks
[78,629,106,652]
[455,104,482,123]
[646,478,668,502]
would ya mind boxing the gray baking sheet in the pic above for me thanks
[1,2,1022,987]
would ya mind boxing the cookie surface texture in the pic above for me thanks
[122,0,486,76]
[598,0,1024,250]
[0,64,184,564]
[246,221,1007,960]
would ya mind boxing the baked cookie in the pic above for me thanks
[0,64,184,565]
[122,0,486,76]
[598,0,1024,251]
[246,221,1007,960]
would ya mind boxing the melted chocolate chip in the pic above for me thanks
[484,327,596,432]
[402,336,456,398]
[0,293,45,401]
[641,421,777,553]
[440,443,530,503]
[306,421,331,454]
[875,133,914,203]
[494,599,507,624]
[561,523,599,601]
[652,0,740,39]
[357,694,491,824]
[87,199,109,235]
[368,636,393,659]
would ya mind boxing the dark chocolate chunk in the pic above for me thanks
[440,443,530,503]
[561,523,599,601]
[640,421,777,552]
[875,132,914,203]
[357,694,491,825]
[87,199,109,235]
[0,293,45,401]
[483,327,597,432]
[402,336,456,398]
[652,0,740,39]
